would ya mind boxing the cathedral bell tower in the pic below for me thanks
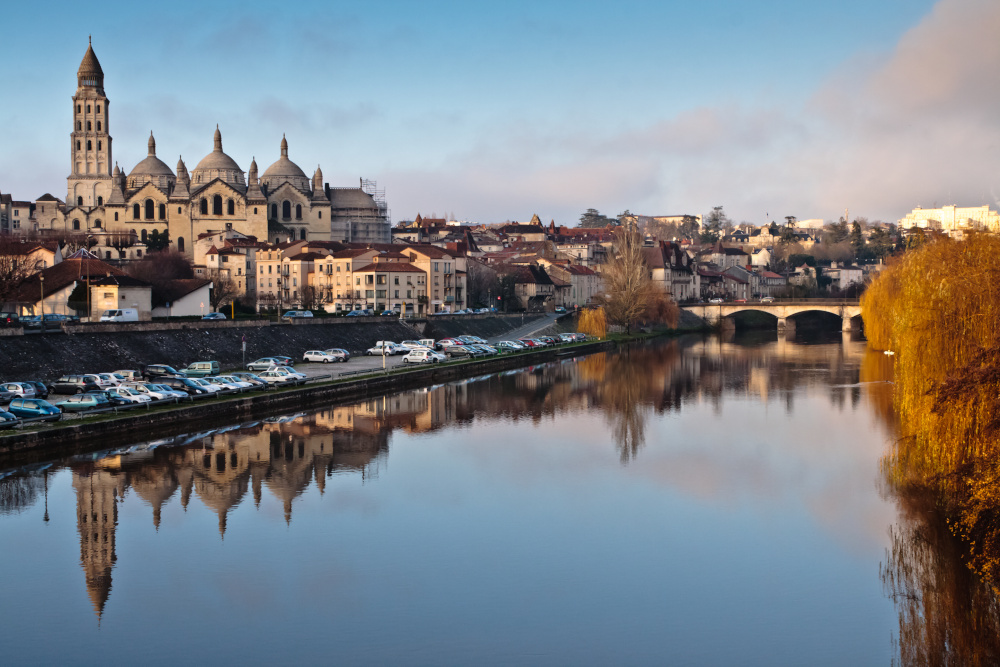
[67,37,113,209]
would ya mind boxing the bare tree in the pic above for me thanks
[0,237,36,308]
[594,226,651,334]
[207,269,240,311]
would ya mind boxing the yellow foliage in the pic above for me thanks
[578,307,607,339]
[865,232,1000,587]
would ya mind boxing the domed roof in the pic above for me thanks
[191,127,245,191]
[77,37,104,90]
[261,135,310,192]
[128,132,174,178]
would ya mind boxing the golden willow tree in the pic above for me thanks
[863,233,1000,589]
[594,226,679,333]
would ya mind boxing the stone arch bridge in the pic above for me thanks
[682,299,862,333]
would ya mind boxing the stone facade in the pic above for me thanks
[10,43,391,255]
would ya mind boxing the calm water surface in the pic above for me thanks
[0,333,976,665]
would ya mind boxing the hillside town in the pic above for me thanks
[2,42,999,322]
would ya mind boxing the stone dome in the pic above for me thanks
[191,126,246,191]
[127,132,176,191]
[261,135,310,192]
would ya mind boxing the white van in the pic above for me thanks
[100,308,139,322]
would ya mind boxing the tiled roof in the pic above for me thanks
[355,262,424,273]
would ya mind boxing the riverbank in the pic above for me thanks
[0,338,615,466]
[0,313,545,380]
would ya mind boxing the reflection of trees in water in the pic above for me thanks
[0,474,45,515]
[864,340,1000,663]
[881,492,1000,666]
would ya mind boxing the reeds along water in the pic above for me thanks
[863,233,1000,589]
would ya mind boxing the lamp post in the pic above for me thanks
[85,236,93,321]
[39,274,44,319]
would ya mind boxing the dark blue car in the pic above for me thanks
[7,398,61,422]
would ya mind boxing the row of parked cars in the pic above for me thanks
[352,333,587,365]
[0,357,316,428]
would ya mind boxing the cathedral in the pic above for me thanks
[21,40,390,255]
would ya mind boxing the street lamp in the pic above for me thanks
[39,274,44,318]
[85,236,93,321]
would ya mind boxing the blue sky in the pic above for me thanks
[5,0,998,226]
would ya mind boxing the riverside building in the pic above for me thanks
[10,40,391,256]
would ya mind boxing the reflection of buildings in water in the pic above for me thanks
[67,413,389,617]
[72,465,127,620]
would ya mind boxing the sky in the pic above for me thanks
[2,0,998,226]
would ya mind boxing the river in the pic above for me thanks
[0,333,994,665]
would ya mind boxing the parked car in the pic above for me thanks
[85,390,132,407]
[52,375,101,394]
[143,364,187,380]
[0,409,21,429]
[1,382,36,399]
[281,310,314,321]
[558,333,576,343]
[495,340,525,352]
[441,344,471,358]
[554,306,566,313]
[0,312,20,327]
[760,296,774,303]
[231,372,267,388]
[202,312,227,320]
[55,393,113,413]
[271,356,293,366]
[366,343,401,356]
[7,398,61,422]
[158,376,212,395]
[402,349,442,364]
[94,373,124,387]
[100,308,139,322]
[267,366,307,382]
[106,386,152,404]
[458,335,487,345]
[22,381,49,399]
[214,375,255,390]
[323,348,350,362]
[148,383,189,399]
[114,370,144,382]
[188,378,222,394]
[247,357,282,371]
[181,361,221,377]
[124,383,171,400]
[257,370,299,386]
[23,313,78,329]
[303,350,338,363]
[708,297,724,304]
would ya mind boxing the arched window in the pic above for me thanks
[177,207,182,214]
[227,199,234,215]
[200,199,208,214]
[133,204,141,219]
[318,211,322,220]
[106,251,111,259]
[86,105,91,113]
[159,204,166,220]
[295,204,302,220]
[97,141,102,150]
[87,121,92,131]
[141,229,148,242]
[96,105,101,113]
[97,121,102,131]
[271,204,277,218]
[76,140,81,150]
[94,219,102,228]
[213,195,222,215]
[77,196,83,206]
[300,228,306,240]
[178,237,185,253]
[97,196,103,206]
[86,140,92,150]
[144,199,154,220]
[282,201,291,219]
[77,104,81,113]
[114,212,118,221]
[76,121,81,131]
[253,207,258,215]
[72,219,80,230]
